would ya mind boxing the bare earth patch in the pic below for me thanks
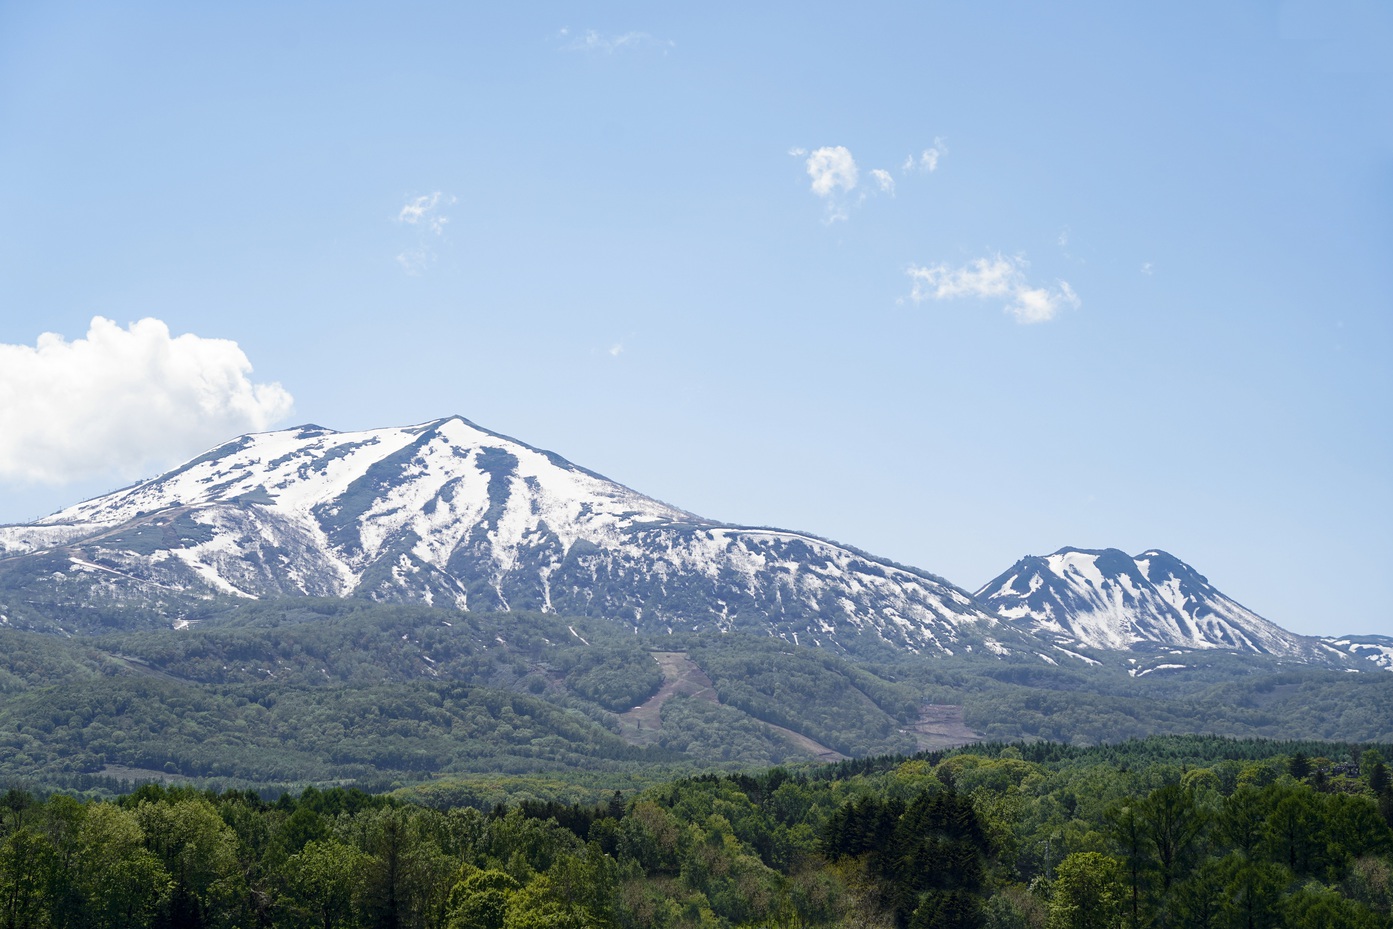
[617,651,718,743]
[903,704,983,751]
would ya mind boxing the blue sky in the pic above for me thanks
[1,2,1389,636]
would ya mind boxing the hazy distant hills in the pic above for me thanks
[0,415,1382,670]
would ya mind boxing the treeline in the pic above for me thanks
[2,736,1392,928]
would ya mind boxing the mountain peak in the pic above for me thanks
[0,416,1005,654]
[978,547,1313,657]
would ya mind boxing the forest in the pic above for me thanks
[2,735,1392,929]
[3,599,1393,795]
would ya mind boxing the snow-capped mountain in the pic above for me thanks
[0,416,1011,654]
[975,547,1317,658]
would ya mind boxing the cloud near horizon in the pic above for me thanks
[0,317,294,484]
[906,254,1080,324]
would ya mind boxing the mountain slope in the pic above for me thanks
[0,417,1011,655]
[975,547,1319,658]
[1323,635,1393,671]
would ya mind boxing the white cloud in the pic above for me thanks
[563,29,673,53]
[397,192,450,236]
[903,138,946,173]
[608,343,624,357]
[803,146,859,223]
[0,317,294,484]
[1141,261,1155,275]
[906,254,1080,324]
[805,146,858,197]
[797,140,940,221]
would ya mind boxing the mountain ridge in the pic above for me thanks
[0,416,1008,656]
[0,415,1374,669]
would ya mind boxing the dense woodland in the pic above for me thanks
[4,599,1393,927]
[2,600,1392,794]
[2,736,1392,928]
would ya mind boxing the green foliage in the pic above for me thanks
[1048,852,1126,929]
[690,637,920,757]
[0,737,1389,928]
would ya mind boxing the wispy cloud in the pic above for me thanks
[871,168,896,195]
[906,254,1080,324]
[559,27,674,54]
[398,192,449,234]
[1141,262,1154,275]
[901,138,946,173]
[395,191,454,274]
[0,318,293,484]
[608,342,624,357]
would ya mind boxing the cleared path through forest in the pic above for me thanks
[903,704,982,751]
[618,651,845,761]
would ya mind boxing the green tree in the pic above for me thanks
[1139,783,1205,893]
[287,839,369,929]
[1217,856,1286,929]
[355,807,453,929]
[75,804,171,929]
[0,827,57,929]
[1103,804,1148,929]
[502,876,598,929]
[1261,786,1322,876]
[135,797,242,928]
[1282,883,1383,929]
[1047,852,1125,929]
[447,869,519,929]
[1216,787,1265,857]
[1165,867,1226,929]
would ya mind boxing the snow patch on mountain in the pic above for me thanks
[1323,636,1393,672]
